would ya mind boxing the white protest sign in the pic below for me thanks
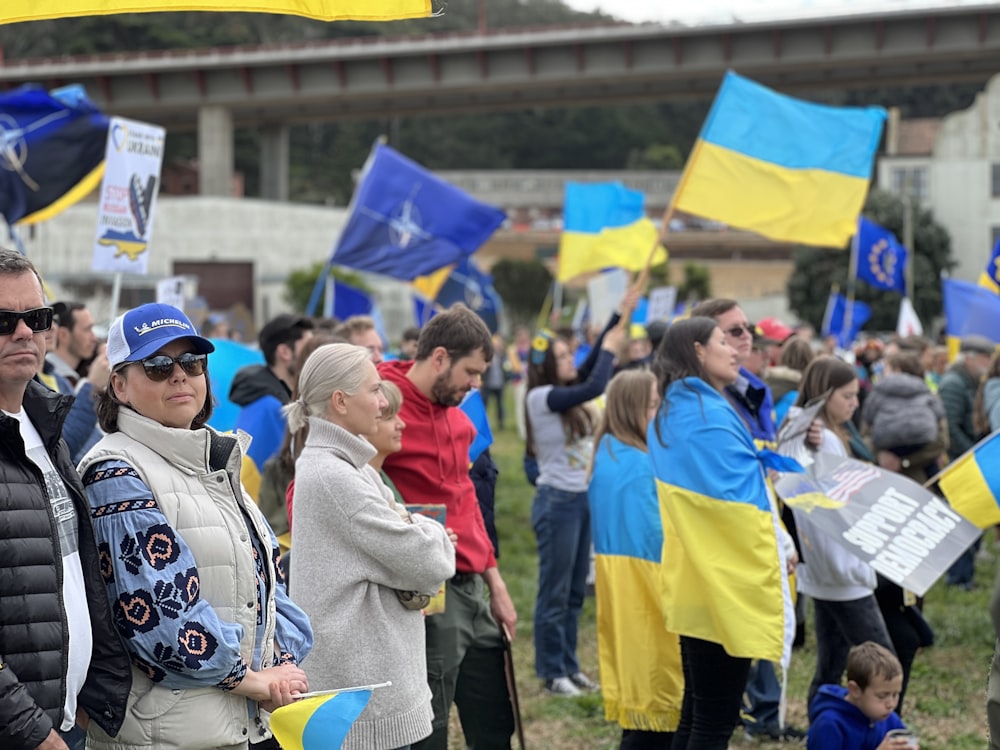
[156,276,186,310]
[586,268,628,329]
[774,453,980,596]
[92,117,165,275]
[646,286,677,322]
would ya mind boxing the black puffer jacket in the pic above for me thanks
[0,381,130,749]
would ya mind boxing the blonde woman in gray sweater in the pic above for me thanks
[287,343,455,750]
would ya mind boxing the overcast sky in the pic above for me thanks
[561,0,982,25]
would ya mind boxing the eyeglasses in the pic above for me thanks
[133,352,207,382]
[0,307,54,336]
[723,323,754,338]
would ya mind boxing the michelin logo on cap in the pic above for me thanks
[134,318,192,336]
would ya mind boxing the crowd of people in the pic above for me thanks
[1,239,995,750]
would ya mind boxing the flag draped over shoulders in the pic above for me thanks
[588,434,682,732]
[673,71,885,249]
[2,0,432,23]
[647,377,793,665]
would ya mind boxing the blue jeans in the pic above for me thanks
[741,660,781,734]
[532,484,591,680]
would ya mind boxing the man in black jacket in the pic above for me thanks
[0,249,130,750]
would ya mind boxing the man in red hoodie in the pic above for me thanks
[379,305,517,750]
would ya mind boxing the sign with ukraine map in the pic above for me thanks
[92,116,165,275]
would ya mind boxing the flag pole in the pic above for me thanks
[844,222,860,344]
[902,174,915,302]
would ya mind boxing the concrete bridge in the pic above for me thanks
[2,3,998,198]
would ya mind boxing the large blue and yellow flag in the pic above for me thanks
[855,217,907,293]
[3,1,432,23]
[648,376,794,665]
[0,85,109,226]
[979,238,1000,294]
[938,431,1000,529]
[331,143,506,281]
[557,182,665,282]
[942,277,1000,357]
[673,71,886,248]
[269,690,371,750]
[589,434,682,732]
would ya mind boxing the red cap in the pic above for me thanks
[757,317,793,343]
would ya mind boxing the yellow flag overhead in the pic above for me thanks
[2,0,432,24]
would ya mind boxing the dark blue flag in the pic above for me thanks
[0,84,109,226]
[434,257,504,333]
[331,143,506,281]
[331,278,374,320]
[821,292,871,349]
[855,217,907,293]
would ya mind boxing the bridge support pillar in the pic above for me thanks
[198,105,234,196]
[260,124,290,202]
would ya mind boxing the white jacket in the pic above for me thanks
[779,409,878,602]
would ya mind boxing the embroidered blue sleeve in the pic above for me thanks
[267,528,313,665]
[83,460,248,690]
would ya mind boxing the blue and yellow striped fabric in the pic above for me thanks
[674,71,886,249]
[648,377,793,665]
[558,181,665,282]
[979,239,1000,294]
[589,434,682,732]
[939,431,1000,529]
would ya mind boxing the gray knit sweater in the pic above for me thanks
[290,417,455,750]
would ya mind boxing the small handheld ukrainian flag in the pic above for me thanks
[557,182,665,282]
[938,431,1000,529]
[269,689,371,750]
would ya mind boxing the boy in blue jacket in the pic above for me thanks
[807,642,917,749]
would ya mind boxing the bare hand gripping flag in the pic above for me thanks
[331,143,506,282]
[3,1,432,24]
[0,85,108,226]
[674,71,886,248]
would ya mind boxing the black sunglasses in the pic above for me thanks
[723,323,754,338]
[134,352,207,382]
[0,307,54,336]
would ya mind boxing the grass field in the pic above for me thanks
[455,417,997,749]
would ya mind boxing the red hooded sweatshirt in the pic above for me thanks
[379,359,497,575]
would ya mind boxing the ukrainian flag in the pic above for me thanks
[3,0,431,23]
[270,690,371,750]
[673,71,886,249]
[941,278,1000,359]
[938,431,1000,529]
[557,182,666,282]
[589,434,682,731]
[648,377,794,665]
[979,239,1000,294]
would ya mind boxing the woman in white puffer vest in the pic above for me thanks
[79,303,313,750]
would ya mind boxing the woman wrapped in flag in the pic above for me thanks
[588,368,682,749]
[648,317,795,750]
